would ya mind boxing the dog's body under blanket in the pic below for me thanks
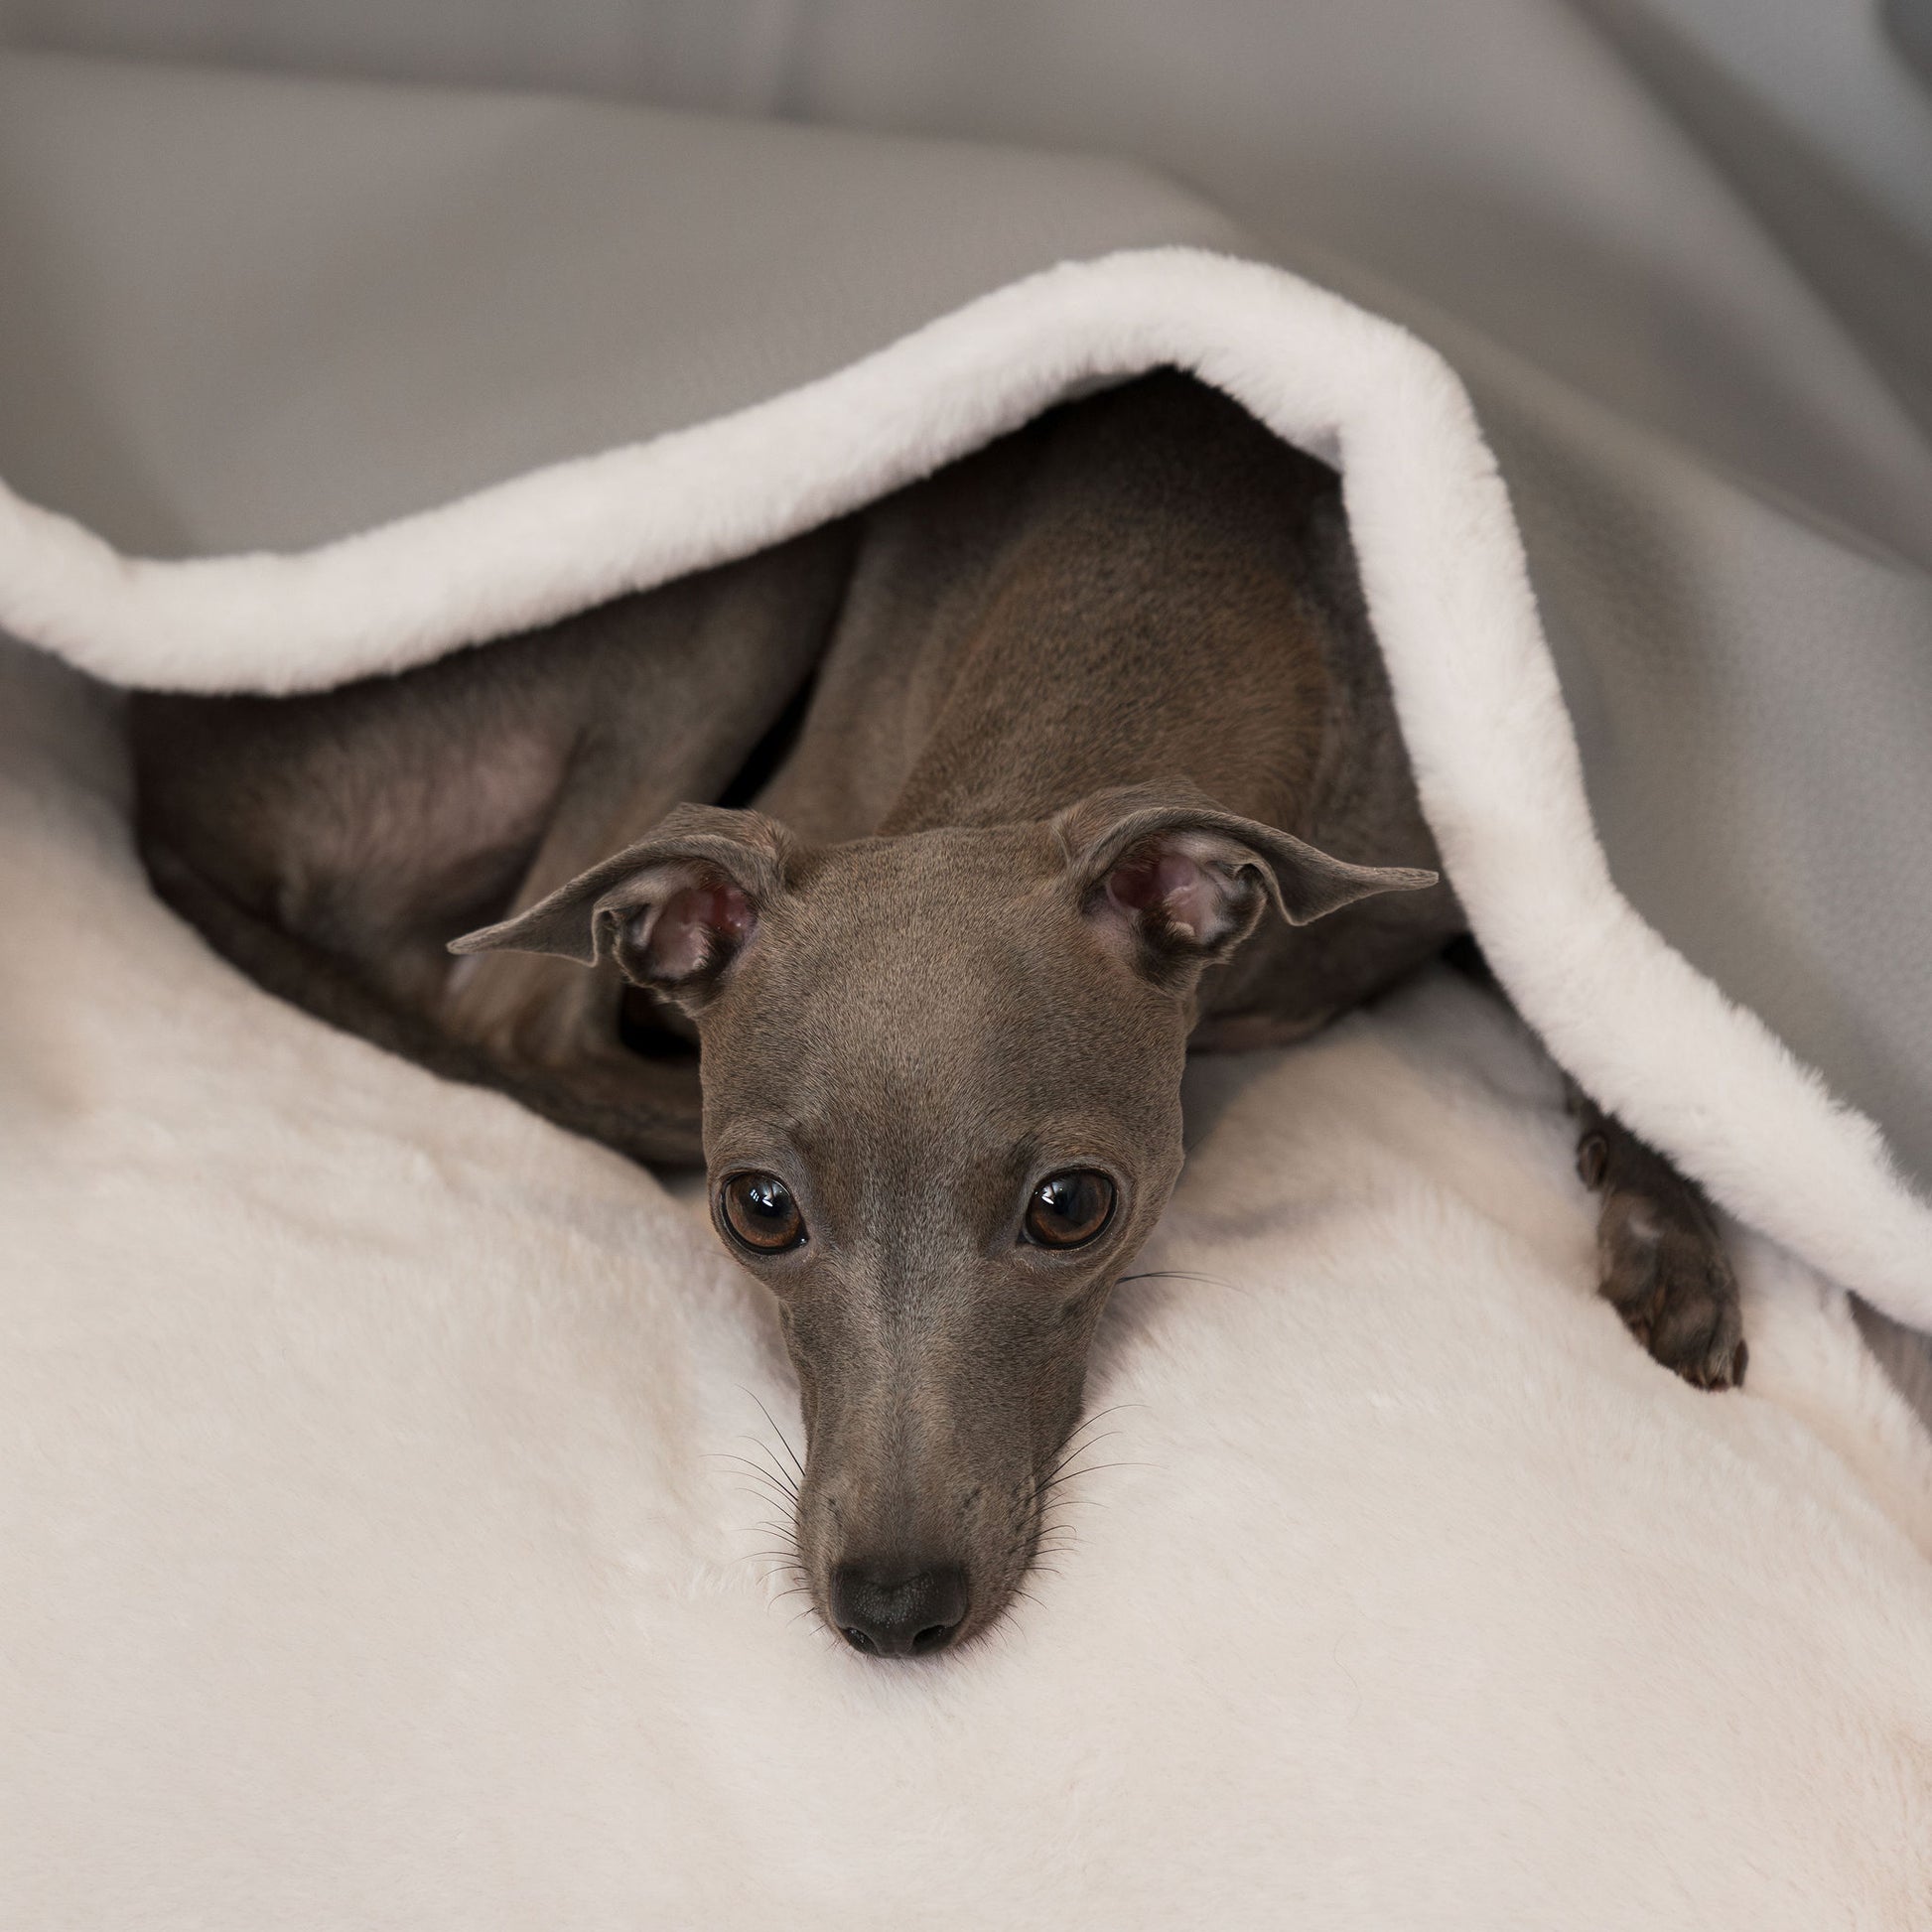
[134,373,1749,1650]
[133,375,1456,1168]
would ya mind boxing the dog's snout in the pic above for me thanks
[831,1562,969,1658]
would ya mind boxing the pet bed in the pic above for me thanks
[2,50,1930,1929]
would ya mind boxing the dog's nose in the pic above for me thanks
[830,1563,968,1657]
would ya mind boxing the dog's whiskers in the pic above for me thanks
[742,1387,807,1482]
[1057,1400,1144,1447]
[1044,1428,1122,1474]
[1037,1458,1152,1496]
[716,1466,800,1516]
[734,1435,803,1489]
[706,1448,801,1498]
[1036,1441,1126,1495]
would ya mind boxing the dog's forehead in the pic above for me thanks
[703,822,1171,1136]
[761,825,1071,992]
[799,823,1057,924]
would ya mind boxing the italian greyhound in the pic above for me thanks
[132,372,1744,1658]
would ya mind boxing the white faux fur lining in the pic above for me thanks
[2,245,1926,1324]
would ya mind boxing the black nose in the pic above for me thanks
[830,1563,969,1657]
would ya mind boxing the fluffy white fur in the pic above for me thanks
[2,246,1927,1334]
[4,646,1931,1927]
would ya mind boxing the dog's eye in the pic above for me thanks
[720,1173,806,1254]
[1023,1171,1116,1249]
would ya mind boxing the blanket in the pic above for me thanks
[2,51,1930,1929]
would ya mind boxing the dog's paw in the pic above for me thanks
[1584,1144,1746,1391]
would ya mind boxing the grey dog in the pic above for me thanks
[132,372,1744,1658]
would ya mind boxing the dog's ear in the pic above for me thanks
[1055,784,1438,982]
[448,804,791,1009]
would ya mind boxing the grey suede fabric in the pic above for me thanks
[13,0,1932,567]
[1,47,1929,1200]
[0,54,1244,555]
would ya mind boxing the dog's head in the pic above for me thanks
[453,784,1432,1656]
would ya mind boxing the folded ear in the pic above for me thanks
[448,803,792,1009]
[1055,784,1439,984]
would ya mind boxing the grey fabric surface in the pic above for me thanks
[11,0,1932,569]
[0,55,1243,556]
[1,45,1929,1206]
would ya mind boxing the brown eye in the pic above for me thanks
[720,1173,806,1254]
[1023,1171,1116,1249]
